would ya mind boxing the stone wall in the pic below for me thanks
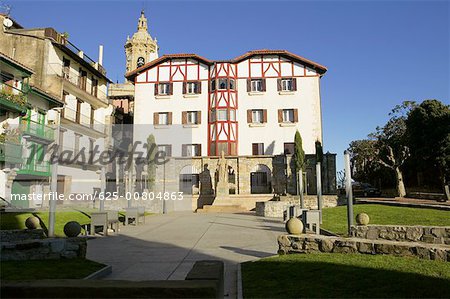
[1,237,87,261]
[350,225,450,245]
[278,234,450,262]
[0,229,45,242]
[255,195,339,217]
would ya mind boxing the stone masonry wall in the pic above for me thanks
[350,225,450,245]
[256,195,339,217]
[278,234,450,262]
[1,237,87,261]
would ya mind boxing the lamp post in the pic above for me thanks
[48,107,63,237]
[344,150,354,235]
[96,167,106,211]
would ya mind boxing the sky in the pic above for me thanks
[4,0,449,171]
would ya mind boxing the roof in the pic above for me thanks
[0,14,23,29]
[29,84,64,107]
[125,49,327,80]
[0,51,34,75]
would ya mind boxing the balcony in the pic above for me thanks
[0,83,27,113]
[17,159,51,177]
[61,105,106,138]
[0,141,23,164]
[20,122,55,145]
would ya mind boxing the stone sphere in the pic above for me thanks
[64,221,82,238]
[356,213,370,225]
[25,216,40,229]
[285,217,304,235]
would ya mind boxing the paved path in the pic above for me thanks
[86,212,284,298]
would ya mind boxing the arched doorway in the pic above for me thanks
[250,164,272,194]
[179,165,200,195]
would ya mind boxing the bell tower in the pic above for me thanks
[125,10,159,76]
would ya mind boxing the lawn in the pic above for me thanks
[322,204,450,235]
[0,209,154,237]
[242,253,450,298]
[1,258,106,280]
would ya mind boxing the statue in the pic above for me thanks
[215,151,229,198]
[217,151,228,184]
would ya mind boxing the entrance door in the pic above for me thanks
[251,172,270,194]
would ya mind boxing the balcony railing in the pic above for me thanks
[0,141,23,164]
[62,105,106,134]
[0,83,27,108]
[18,159,51,176]
[48,63,108,102]
[20,122,55,141]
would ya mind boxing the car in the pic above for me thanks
[352,182,381,197]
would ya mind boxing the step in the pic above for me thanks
[196,205,247,213]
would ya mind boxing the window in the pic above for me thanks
[182,144,201,157]
[217,109,228,121]
[158,83,171,95]
[251,79,262,92]
[229,110,236,121]
[157,145,172,157]
[78,69,87,90]
[282,109,294,123]
[229,79,235,90]
[62,58,70,79]
[218,78,228,90]
[185,81,200,94]
[252,110,263,123]
[187,111,198,124]
[158,112,169,125]
[284,143,295,155]
[91,78,98,97]
[76,99,82,124]
[278,78,297,92]
[281,79,293,91]
[211,79,216,91]
[252,143,264,155]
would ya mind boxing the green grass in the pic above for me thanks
[0,210,154,237]
[242,253,450,298]
[0,259,106,280]
[322,204,450,235]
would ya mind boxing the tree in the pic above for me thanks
[293,131,305,205]
[406,99,450,187]
[371,101,416,197]
[146,134,156,192]
[347,139,379,183]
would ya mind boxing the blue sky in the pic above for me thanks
[5,0,449,171]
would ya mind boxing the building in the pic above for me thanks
[0,13,113,205]
[126,48,336,210]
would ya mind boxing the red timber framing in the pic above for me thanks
[208,62,238,156]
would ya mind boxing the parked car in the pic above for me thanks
[352,182,381,197]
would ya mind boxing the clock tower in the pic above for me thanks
[125,10,159,76]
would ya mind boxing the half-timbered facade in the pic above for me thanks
[127,50,327,157]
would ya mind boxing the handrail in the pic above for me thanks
[62,105,106,134]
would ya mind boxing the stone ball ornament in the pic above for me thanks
[64,221,82,237]
[285,217,304,235]
[25,216,40,229]
[356,213,370,225]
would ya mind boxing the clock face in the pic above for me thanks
[137,57,145,67]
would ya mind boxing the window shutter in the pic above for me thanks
[197,111,201,124]
[293,109,298,122]
[154,83,159,95]
[247,79,251,92]
[182,144,187,157]
[277,79,282,91]
[167,145,172,157]
[197,144,202,156]
[261,79,266,91]
[278,109,283,123]
[247,110,252,123]
[263,109,267,123]
[252,143,258,155]
[153,112,159,125]
[182,82,186,94]
[168,112,173,124]
[169,83,174,95]
[292,78,297,91]
[197,81,202,94]
[182,111,187,125]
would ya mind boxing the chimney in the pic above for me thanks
[98,45,104,66]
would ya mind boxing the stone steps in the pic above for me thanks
[278,234,450,262]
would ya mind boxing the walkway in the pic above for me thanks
[86,212,284,298]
